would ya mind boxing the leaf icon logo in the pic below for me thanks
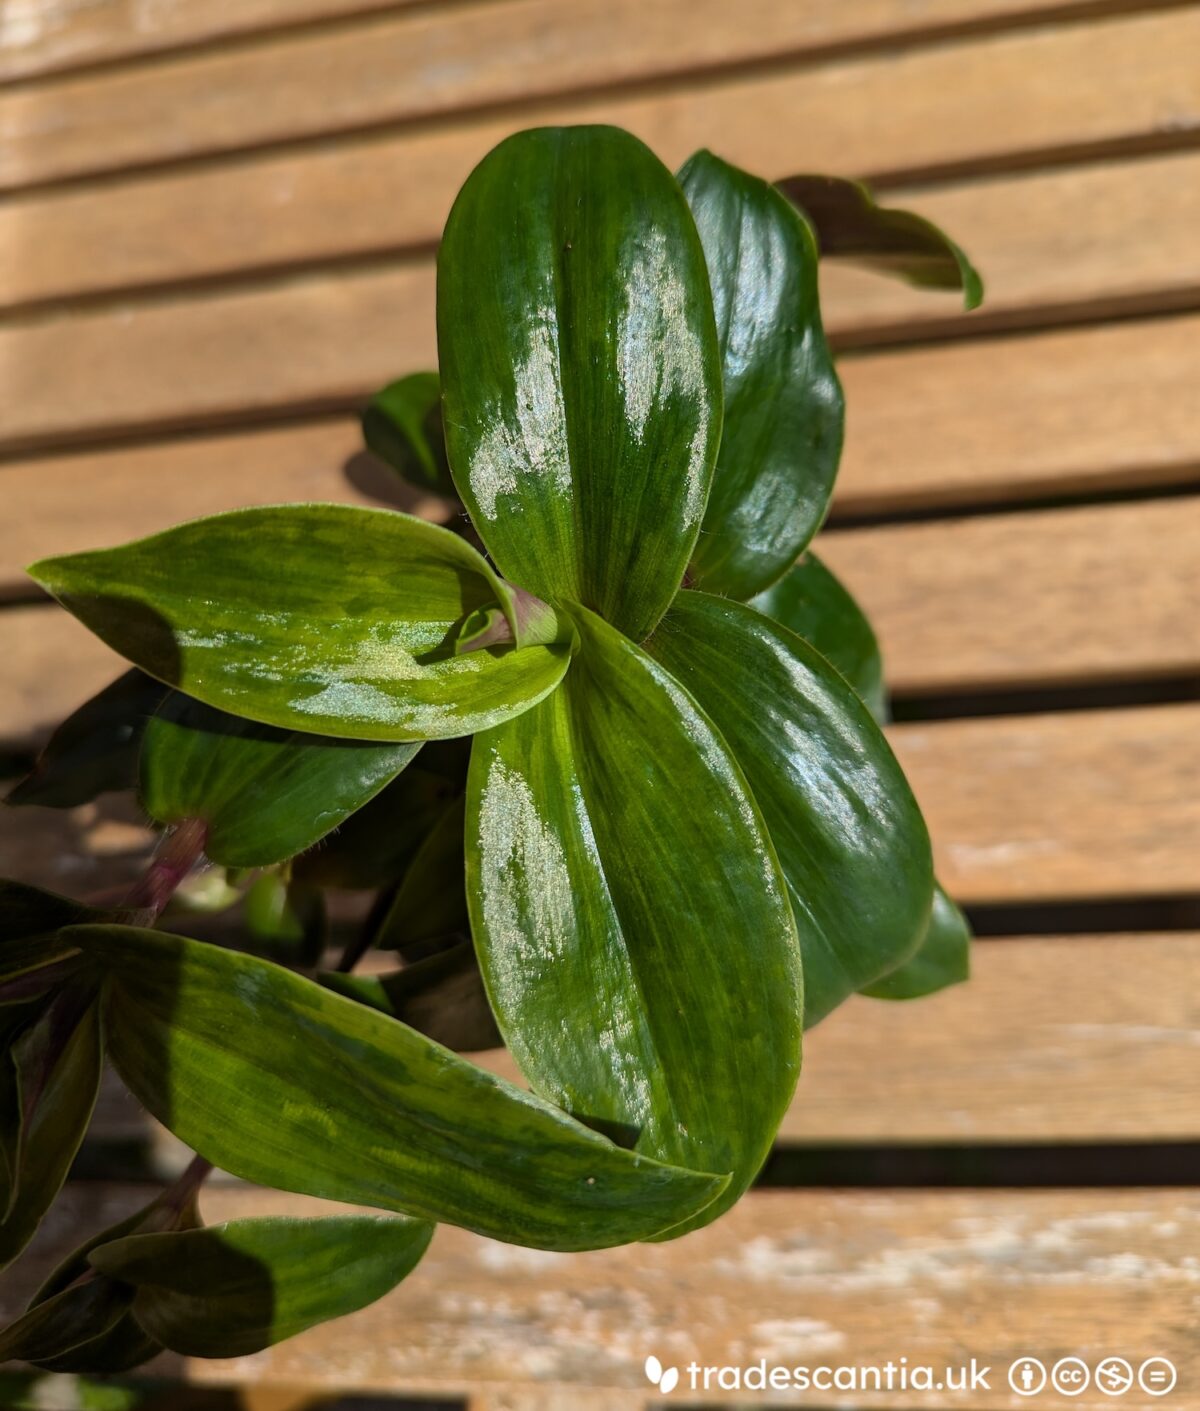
[645,1355,679,1394]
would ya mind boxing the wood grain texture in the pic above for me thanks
[0,0,1128,86]
[5,6,1197,192]
[892,704,1200,903]
[5,1182,1199,1408]
[818,497,1200,693]
[3,604,1197,904]
[5,12,1200,309]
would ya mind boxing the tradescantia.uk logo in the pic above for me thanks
[646,1355,680,1394]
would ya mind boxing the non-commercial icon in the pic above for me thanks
[1096,1358,1134,1396]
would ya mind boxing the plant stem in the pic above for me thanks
[119,817,208,924]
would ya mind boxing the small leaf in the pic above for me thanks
[375,796,467,951]
[439,125,722,643]
[0,1277,130,1369]
[468,604,801,1235]
[679,150,843,599]
[647,592,933,1027]
[778,173,984,310]
[242,874,326,966]
[863,882,971,1000]
[361,372,456,496]
[321,939,501,1052]
[29,506,572,743]
[750,552,886,723]
[140,691,419,867]
[0,986,103,1270]
[70,924,726,1250]
[91,1214,433,1358]
[5,671,167,810]
[294,745,466,890]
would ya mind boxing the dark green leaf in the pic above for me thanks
[0,987,103,1269]
[0,1277,130,1369]
[362,372,456,496]
[647,591,933,1027]
[438,125,722,643]
[0,880,105,952]
[679,150,843,599]
[5,671,167,810]
[778,173,984,310]
[863,882,971,1000]
[91,1214,433,1358]
[140,691,419,867]
[294,744,467,889]
[29,506,572,742]
[468,604,800,1235]
[322,939,501,1052]
[749,552,886,723]
[71,924,725,1249]
[375,796,467,950]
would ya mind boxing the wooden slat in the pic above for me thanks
[4,449,1196,693]
[818,498,1200,693]
[5,11,1200,310]
[6,7,1197,193]
[0,0,1127,87]
[6,1182,1199,1407]
[8,151,1200,337]
[893,703,1200,903]
[4,607,1198,902]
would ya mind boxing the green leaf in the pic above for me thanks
[467,604,800,1235]
[0,1277,131,1369]
[321,939,501,1052]
[29,506,572,743]
[647,591,933,1027]
[863,882,971,1000]
[294,753,464,890]
[242,874,326,966]
[91,1214,433,1358]
[749,552,886,723]
[361,372,456,496]
[778,173,984,310]
[71,924,725,1249]
[0,986,103,1270]
[679,150,843,599]
[140,691,420,867]
[438,125,722,643]
[0,882,103,1002]
[374,795,467,951]
[5,671,167,810]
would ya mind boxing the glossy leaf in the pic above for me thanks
[778,173,984,309]
[750,552,886,723]
[648,591,933,1027]
[679,150,843,599]
[92,1214,432,1359]
[438,125,722,642]
[468,605,800,1234]
[322,939,501,1052]
[864,882,971,1000]
[71,924,725,1249]
[5,671,167,810]
[362,372,456,496]
[29,506,572,743]
[140,691,419,867]
[0,986,103,1270]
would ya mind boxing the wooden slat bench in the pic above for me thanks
[2,1,1198,1407]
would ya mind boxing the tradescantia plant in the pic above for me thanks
[0,126,979,1370]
